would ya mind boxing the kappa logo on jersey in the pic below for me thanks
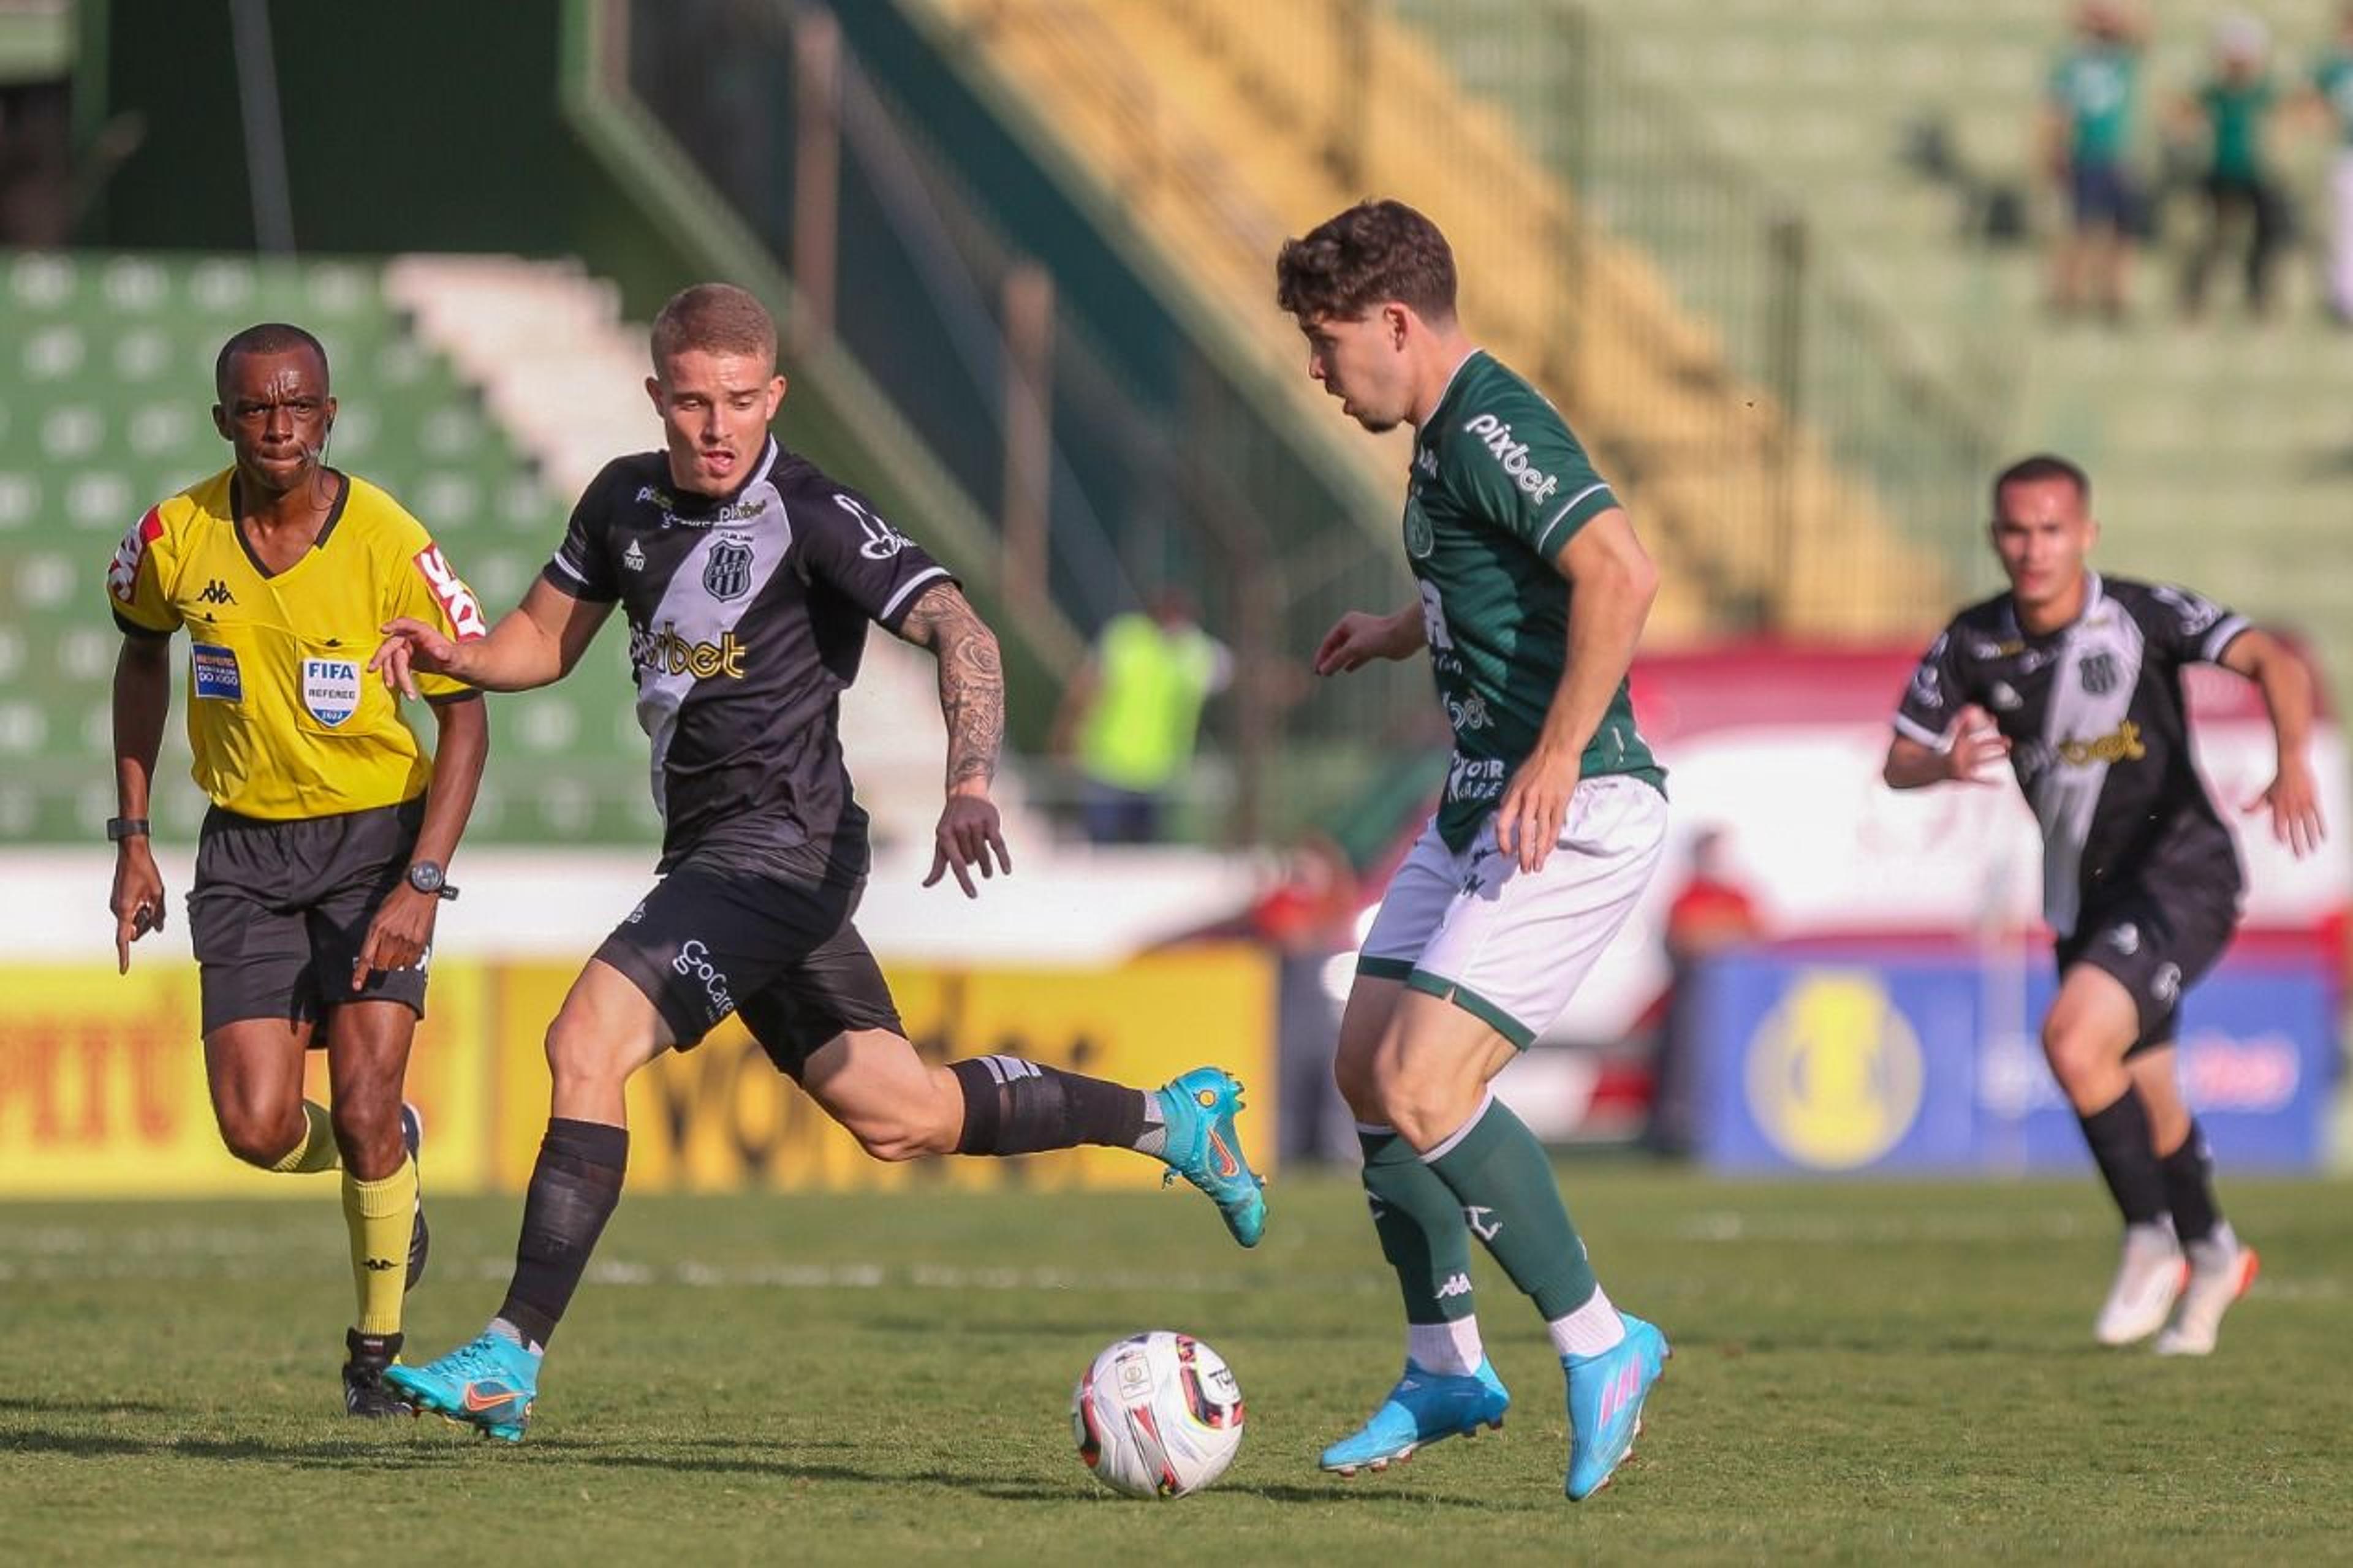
[412,545,488,640]
[107,509,164,605]
[195,579,236,606]
[833,493,912,559]
[301,657,362,727]
[2151,584,2223,637]
[1415,447,1439,478]
[1460,411,1561,505]
[703,536,756,600]
[629,619,748,679]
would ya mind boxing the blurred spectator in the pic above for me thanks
[1053,589,1230,844]
[2308,4,2353,324]
[2175,14,2289,321]
[1645,827,1762,1157]
[2044,1,2147,322]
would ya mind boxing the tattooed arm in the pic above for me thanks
[894,582,1014,895]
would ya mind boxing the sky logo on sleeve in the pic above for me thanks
[191,643,242,702]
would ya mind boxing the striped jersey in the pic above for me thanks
[544,437,954,879]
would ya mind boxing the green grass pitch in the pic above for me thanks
[3,1165,2347,1564]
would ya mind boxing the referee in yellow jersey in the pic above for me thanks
[104,322,490,1417]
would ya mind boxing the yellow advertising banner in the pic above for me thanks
[493,948,1278,1194]
[0,963,493,1197]
[0,949,1274,1198]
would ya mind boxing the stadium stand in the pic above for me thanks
[1602,0,2353,700]
[0,251,640,847]
[915,0,1970,638]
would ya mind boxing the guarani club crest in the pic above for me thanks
[1404,493,1434,559]
[703,536,757,601]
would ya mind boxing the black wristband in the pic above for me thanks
[106,817,151,843]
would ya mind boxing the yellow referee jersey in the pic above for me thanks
[104,467,487,821]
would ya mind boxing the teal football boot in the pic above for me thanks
[1563,1312,1670,1500]
[1319,1357,1510,1475]
[1155,1067,1267,1247]
[384,1328,541,1443]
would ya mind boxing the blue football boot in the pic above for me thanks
[1563,1312,1670,1500]
[383,1328,541,1443]
[1156,1067,1267,1247]
[1319,1357,1510,1475]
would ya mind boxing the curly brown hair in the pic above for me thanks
[1275,200,1458,325]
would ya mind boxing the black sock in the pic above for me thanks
[2077,1088,2169,1227]
[2156,1119,2222,1245]
[496,1118,628,1349]
[948,1056,1147,1156]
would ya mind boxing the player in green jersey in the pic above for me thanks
[1277,199,1670,1501]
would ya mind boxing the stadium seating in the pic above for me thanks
[0,251,655,846]
[915,0,1958,639]
[1595,0,2353,695]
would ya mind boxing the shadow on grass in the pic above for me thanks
[0,1426,1529,1508]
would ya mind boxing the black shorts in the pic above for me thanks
[593,856,904,1080]
[188,799,430,1036]
[2055,881,2238,1056]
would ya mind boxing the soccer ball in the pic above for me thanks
[1070,1330,1245,1498]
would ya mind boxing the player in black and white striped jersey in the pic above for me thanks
[1884,453,2324,1355]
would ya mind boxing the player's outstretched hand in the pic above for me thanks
[1496,745,1581,875]
[353,884,438,991]
[1942,704,2010,784]
[369,615,460,700]
[2246,755,2327,858]
[926,789,1012,898]
[110,838,165,975]
[1314,610,1412,676]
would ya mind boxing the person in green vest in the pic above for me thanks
[2044,0,2146,322]
[1056,589,1231,844]
[2173,12,2287,319]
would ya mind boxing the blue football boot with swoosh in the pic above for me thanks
[1319,1357,1510,1475]
[384,1328,542,1443]
[1156,1067,1267,1247]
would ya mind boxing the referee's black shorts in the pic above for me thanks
[188,798,430,1036]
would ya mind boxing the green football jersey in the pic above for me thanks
[2048,45,2138,162]
[1404,350,1664,851]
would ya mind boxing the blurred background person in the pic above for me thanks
[1053,589,1231,846]
[1644,826,1762,1158]
[2174,13,2289,322]
[2044,1,2146,322]
[2306,3,2353,325]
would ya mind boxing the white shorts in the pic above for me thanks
[1357,774,1667,1047]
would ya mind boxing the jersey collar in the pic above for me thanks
[227,468,351,579]
[2002,570,2104,639]
[1422,349,1485,434]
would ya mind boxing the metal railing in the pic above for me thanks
[615,0,1428,842]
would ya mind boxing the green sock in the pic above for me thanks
[1424,1094,1597,1320]
[1360,1125,1477,1324]
[267,1101,341,1174]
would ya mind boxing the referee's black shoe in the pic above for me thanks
[400,1102,429,1290]
[343,1329,416,1418]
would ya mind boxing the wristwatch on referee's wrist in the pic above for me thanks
[406,860,460,901]
[106,816,150,843]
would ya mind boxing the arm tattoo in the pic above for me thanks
[896,583,1006,789]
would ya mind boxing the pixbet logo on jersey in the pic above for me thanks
[630,620,748,679]
[412,545,488,640]
[1460,412,1561,504]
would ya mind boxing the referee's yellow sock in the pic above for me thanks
[344,1157,417,1336]
[267,1100,341,1174]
